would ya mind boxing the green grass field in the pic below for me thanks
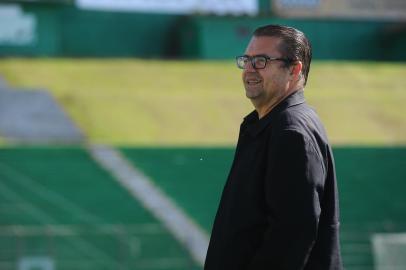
[0,146,405,270]
[0,59,405,145]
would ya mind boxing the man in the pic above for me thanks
[204,25,342,270]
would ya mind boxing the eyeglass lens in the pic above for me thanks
[237,56,267,69]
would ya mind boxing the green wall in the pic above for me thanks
[179,16,406,61]
[0,3,179,57]
[0,4,61,56]
[59,7,179,57]
[1,3,405,60]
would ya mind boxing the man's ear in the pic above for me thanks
[289,61,303,79]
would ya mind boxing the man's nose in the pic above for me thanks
[244,60,256,72]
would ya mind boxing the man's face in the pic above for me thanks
[242,36,292,107]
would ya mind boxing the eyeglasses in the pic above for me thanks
[236,55,291,70]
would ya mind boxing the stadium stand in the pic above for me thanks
[0,147,200,270]
[0,86,84,144]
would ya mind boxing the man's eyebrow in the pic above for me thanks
[242,54,269,57]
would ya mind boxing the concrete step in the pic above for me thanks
[0,86,84,144]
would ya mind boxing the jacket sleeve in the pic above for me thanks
[249,129,325,270]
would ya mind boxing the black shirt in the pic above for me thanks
[204,90,342,270]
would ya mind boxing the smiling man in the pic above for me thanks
[204,25,343,270]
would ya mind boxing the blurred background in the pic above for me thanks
[0,0,405,269]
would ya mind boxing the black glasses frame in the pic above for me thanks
[236,55,291,69]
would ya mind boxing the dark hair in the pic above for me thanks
[253,24,312,86]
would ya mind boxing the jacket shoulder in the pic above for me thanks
[271,103,329,156]
[272,103,316,131]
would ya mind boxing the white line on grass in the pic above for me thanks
[88,144,209,267]
[0,180,55,224]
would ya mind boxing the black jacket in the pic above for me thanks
[204,90,342,270]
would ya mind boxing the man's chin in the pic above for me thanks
[245,90,261,99]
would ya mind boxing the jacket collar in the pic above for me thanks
[242,89,306,137]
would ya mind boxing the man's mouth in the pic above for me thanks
[246,79,262,85]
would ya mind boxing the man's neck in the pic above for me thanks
[255,99,282,119]
[254,88,302,119]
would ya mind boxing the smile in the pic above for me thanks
[246,79,262,85]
